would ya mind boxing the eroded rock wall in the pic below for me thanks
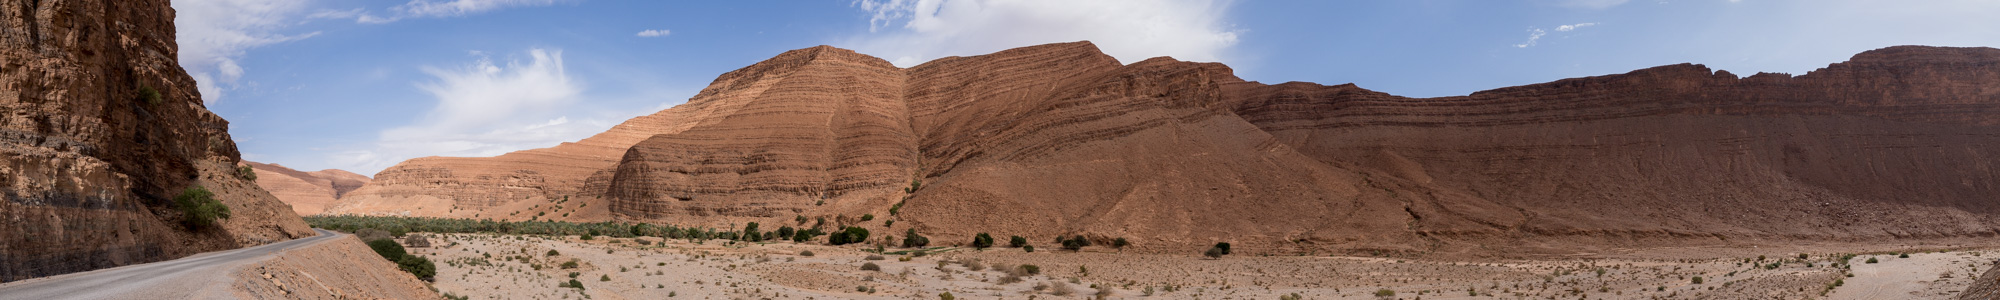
[0,0,311,281]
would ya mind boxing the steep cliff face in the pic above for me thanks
[245,161,368,216]
[604,46,916,224]
[334,41,2000,254]
[0,0,312,281]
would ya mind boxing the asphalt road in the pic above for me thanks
[0,228,340,300]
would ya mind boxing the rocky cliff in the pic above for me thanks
[245,161,368,216]
[0,0,313,281]
[332,41,2000,254]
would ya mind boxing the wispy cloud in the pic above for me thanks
[636,29,672,37]
[847,0,1241,66]
[356,0,570,24]
[334,48,617,173]
[1516,22,1599,48]
[1556,22,1597,32]
[172,0,319,104]
[1514,28,1548,48]
[1556,0,1630,9]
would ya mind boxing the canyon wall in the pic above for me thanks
[0,0,313,281]
[332,41,2000,254]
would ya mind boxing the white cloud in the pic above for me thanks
[335,48,616,173]
[846,0,1241,66]
[1555,22,1597,31]
[356,0,568,24]
[172,0,319,104]
[636,29,672,37]
[1514,28,1548,48]
[1516,22,1599,48]
[1557,0,1630,9]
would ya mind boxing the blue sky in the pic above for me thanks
[172,0,2000,175]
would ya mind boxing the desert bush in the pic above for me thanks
[404,234,431,248]
[1899,253,1910,258]
[861,262,881,271]
[1866,257,1878,263]
[1060,236,1090,251]
[364,239,435,281]
[1051,282,1075,296]
[866,255,886,261]
[1374,289,1396,297]
[799,250,816,257]
[1692,276,1703,284]
[938,291,954,300]
[600,274,611,281]
[173,186,232,229]
[567,279,584,290]
[1112,237,1130,250]
[742,222,762,242]
[236,165,257,181]
[776,226,796,241]
[1023,245,1035,253]
[861,214,875,221]
[902,229,930,248]
[561,259,580,269]
[547,250,560,256]
[965,259,986,271]
[1205,245,1227,259]
[1009,236,1028,248]
[972,233,995,248]
[829,226,870,245]
[1215,242,1232,255]
[1020,264,1041,275]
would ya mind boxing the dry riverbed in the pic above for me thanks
[407,233,1997,299]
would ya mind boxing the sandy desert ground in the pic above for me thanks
[402,233,2000,300]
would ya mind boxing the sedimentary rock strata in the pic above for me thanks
[336,41,2000,254]
[0,0,313,281]
[246,161,368,215]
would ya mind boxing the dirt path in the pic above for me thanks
[0,229,339,300]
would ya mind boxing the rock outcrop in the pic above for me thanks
[333,41,2000,254]
[0,0,313,281]
[245,161,368,216]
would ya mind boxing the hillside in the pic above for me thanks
[0,0,314,281]
[327,41,2000,254]
[244,161,369,216]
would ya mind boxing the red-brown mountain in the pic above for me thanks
[331,42,2000,254]
[1,0,314,281]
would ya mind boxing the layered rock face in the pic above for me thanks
[0,0,312,281]
[337,41,2000,253]
[245,161,368,215]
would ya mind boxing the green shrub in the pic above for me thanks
[1692,276,1703,284]
[1009,236,1028,248]
[1215,242,1232,255]
[902,229,929,248]
[972,233,995,248]
[138,85,163,105]
[1023,245,1034,253]
[1112,237,1130,250]
[561,259,580,269]
[743,222,763,242]
[829,227,870,245]
[600,274,610,281]
[236,165,257,181]
[567,279,584,290]
[1060,236,1089,251]
[1866,257,1878,263]
[1898,253,1909,258]
[546,250,560,256]
[775,226,796,241]
[861,214,874,221]
[364,239,435,281]
[861,262,881,271]
[173,187,232,229]
[1019,264,1040,275]
[938,291,954,300]
[1375,289,1396,297]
